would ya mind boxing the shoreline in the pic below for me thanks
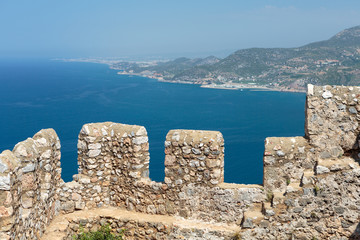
[118,72,306,93]
[157,78,306,93]
[57,59,306,93]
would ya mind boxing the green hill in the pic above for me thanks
[111,25,360,91]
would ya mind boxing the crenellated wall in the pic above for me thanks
[0,129,61,240]
[246,85,360,239]
[2,84,360,239]
[58,122,263,225]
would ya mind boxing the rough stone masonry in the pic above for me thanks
[2,85,360,239]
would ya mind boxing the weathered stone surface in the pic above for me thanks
[34,137,47,146]
[0,174,10,190]
[349,106,357,114]
[40,149,51,159]
[242,218,254,228]
[13,144,28,157]
[22,163,35,173]
[0,206,13,218]
[21,197,33,209]
[322,91,333,99]
[276,150,285,157]
[75,201,85,210]
[165,129,224,189]
[88,143,101,150]
[88,149,101,157]
[316,165,330,174]
[0,128,62,239]
[164,155,176,166]
[132,136,148,145]
[0,160,8,173]
[71,193,81,201]
[21,174,35,191]
[61,201,75,213]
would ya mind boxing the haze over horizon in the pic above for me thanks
[1,0,360,59]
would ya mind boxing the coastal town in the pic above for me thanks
[115,69,278,91]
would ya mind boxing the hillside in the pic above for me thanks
[111,25,360,91]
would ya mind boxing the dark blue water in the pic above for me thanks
[0,59,305,184]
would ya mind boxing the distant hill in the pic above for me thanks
[111,25,360,91]
[304,25,360,48]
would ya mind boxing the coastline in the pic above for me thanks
[118,71,306,93]
[157,77,306,93]
[57,59,306,93]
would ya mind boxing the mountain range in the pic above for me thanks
[111,25,360,91]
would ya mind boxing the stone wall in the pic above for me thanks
[48,207,239,240]
[58,122,263,225]
[164,130,224,188]
[3,84,360,239]
[65,216,234,240]
[0,129,61,240]
[244,85,360,239]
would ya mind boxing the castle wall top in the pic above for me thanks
[71,122,261,223]
[0,129,61,239]
[164,129,224,187]
[5,84,360,239]
[306,84,360,153]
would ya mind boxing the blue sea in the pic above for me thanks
[0,59,305,184]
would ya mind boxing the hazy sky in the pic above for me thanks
[1,0,360,58]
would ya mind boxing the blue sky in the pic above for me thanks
[1,0,360,58]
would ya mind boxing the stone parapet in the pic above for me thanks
[164,129,224,188]
[306,84,360,152]
[0,129,61,240]
[263,136,313,193]
[57,123,260,225]
[62,122,151,211]
[4,85,360,239]
[0,150,18,240]
[77,122,150,181]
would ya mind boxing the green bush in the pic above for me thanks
[73,224,124,240]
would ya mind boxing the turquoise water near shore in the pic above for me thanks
[0,59,305,184]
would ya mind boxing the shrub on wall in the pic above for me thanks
[73,224,124,240]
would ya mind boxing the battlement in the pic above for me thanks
[2,85,360,239]
[0,129,61,239]
[164,129,224,187]
[68,122,262,223]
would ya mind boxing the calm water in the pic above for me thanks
[0,59,305,184]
